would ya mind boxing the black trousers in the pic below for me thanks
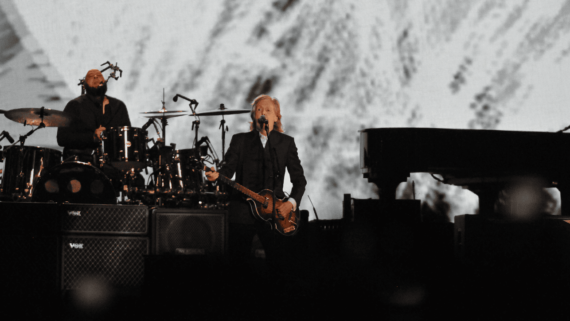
[229,221,300,279]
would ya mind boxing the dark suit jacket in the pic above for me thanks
[219,130,307,224]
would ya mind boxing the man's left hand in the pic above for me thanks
[276,201,294,217]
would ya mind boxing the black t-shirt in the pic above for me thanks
[57,94,131,158]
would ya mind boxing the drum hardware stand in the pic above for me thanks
[0,131,15,144]
[5,107,48,151]
[77,61,122,95]
[78,78,85,95]
[192,119,201,150]
[100,61,123,82]
[120,168,143,204]
[0,132,9,163]
[159,114,168,145]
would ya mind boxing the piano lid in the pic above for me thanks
[360,127,570,188]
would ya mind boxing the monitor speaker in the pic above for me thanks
[152,209,228,257]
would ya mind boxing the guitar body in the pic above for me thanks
[202,166,300,236]
[245,189,300,236]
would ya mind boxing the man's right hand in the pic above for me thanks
[94,125,106,141]
[204,166,219,182]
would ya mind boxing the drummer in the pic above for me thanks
[57,69,131,162]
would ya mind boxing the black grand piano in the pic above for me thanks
[360,128,570,216]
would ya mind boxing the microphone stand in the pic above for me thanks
[172,94,199,158]
[219,106,228,163]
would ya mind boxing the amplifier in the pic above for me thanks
[60,203,148,234]
[61,235,149,289]
[0,202,148,235]
[0,234,149,293]
[152,209,228,257]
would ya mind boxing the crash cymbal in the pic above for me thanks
[143,114,185,119]
[140,110,187,115]
[4,108,73,127]
[194,107,250,116]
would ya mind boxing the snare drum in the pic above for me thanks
[32,161,116,204]
[102,126,147,170]
[1,146,62,200]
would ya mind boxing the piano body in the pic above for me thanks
[360,128,570,216]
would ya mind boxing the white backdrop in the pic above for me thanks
[2,0,570,220]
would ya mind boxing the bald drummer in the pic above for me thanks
[57,69,131,163]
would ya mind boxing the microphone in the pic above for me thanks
[173,94,198,105]
[1,131,14,144]
[257,115,268,125]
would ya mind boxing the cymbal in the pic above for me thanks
[143,114,185,119]
[194,107,250,116]
[4,108,73,127]
[140,110,187,115]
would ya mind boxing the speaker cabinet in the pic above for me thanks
[60,203,148,234]
[0,202,149,234]
[0,234,148,293]
[61,235,149,289]
[152,209,228,257]
[0,202,149,295]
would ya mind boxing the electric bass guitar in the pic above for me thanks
[204,167,300,236]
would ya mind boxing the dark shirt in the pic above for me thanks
[219,130,307,224]
[57,94,131,159]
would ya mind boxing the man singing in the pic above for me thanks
[205,94,307,276]
[57,69,131,163]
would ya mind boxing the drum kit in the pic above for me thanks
[0,98,251,208]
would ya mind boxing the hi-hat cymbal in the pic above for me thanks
[140,110,187,115]
[143,114,185,119]
[4,108,73,127]
[194,107,250,116]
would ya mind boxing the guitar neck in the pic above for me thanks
[217,175,265,203]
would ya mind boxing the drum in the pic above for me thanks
[102,126,147,170]
[32,161,116,204]
[1,146,62,200]
[147,148,203,196]
[172,148,205,192]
